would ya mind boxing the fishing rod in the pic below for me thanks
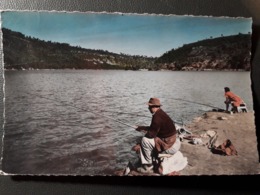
[22,90,189,130]
[100,109,184,126]
[99,110,150,119]
[25,93,187,130]
[171,98,223,110]
[26,92,137,129]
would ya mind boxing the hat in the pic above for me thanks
[147,98,162,106]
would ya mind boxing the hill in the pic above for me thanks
[156,34,251,71]
[2,28,155,70]
[2,28,251,71]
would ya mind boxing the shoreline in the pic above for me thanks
[4,68,250,72]
[116,111,260,176]
[180,111,260,175]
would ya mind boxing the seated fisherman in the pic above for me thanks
[224,87,244,113]
[133,97,181,174]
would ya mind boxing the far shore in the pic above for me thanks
[3,68,250,72]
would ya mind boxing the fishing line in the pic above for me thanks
[99,109,184,125]
[26,92,137,129]
[24,92,185,129]
[171,97,223,110]
[100,110,150,119]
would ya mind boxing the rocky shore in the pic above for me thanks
[180,111,260,175]
[115,111,260,176]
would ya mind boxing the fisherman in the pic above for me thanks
[224,87,244,113]
[133,97,181,174]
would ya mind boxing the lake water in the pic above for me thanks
[2,70,253,175]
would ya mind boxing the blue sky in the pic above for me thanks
[2,11,252,57]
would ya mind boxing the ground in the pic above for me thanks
[180,111,260,175]
[115,111,260,176]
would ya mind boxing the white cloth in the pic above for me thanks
[160,151,188,175]
[139,136,181,164]
[163,138,181,154]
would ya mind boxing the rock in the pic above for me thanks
[217,116,228,120]
[193,117,203,122]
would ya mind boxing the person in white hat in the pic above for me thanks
[133,97,181,174]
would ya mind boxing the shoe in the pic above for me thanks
[124,166,130,176]
[137,164,154,174]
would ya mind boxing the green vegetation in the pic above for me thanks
[156,33,251,71]
[3,28,251,71]
[2,28,155,70]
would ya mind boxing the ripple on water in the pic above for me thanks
[3,70,253,175]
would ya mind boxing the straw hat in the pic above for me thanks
[147,98,162,106]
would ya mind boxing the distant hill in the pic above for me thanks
[2,28,155,70]
[156,34,251,71]
[2,28,251,71]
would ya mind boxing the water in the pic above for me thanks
[2,70,253,175]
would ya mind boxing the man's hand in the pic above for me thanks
[135,126,142,131]
[131,144,141,154]
[135,126,148,133]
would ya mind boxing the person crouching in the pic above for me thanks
[224,87,244,113]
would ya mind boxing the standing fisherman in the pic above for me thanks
[133,98,181,173]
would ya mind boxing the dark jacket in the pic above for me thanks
[146,108,176,139]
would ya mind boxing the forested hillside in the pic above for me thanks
[3,28,251,71]
[156,33,251,71]
[2,28,155,70]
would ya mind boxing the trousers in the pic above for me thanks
[139,136,181,164]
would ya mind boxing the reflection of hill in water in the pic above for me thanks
[3,28,251,71]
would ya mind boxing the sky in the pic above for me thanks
[1,11,252,57]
